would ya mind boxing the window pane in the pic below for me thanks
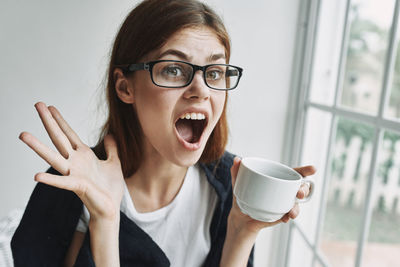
[288,227,313,267]
[361,130,400,267]
[340,0,395,114]
[386,41,400,119]
[296,108,332,241]
[309,0,347,105]
[313,257,327,267]
[320,117,374,266]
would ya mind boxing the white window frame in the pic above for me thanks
[272,0,400,266]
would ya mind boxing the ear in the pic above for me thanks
[114,68,135,104]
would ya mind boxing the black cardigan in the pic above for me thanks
[11,151,254,266]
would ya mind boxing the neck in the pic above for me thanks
[125,145,189,213]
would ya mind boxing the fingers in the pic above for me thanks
[294,165,315,198]
[48,105,83,149]
[230,156,241,187]
[288,204,300,219]
[281,204,300,223]
[293,165,316,177]
[267,218,284,227]
[296,183,310,199]
[281,214,290,223]
[35,102,73,158]
[35,172,83,193]
[104,134,119,162]
[19,132,69,175]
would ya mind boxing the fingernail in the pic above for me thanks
[34,101,43,108]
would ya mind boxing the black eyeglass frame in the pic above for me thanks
[123,60,243,91]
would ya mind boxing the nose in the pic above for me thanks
[183,71,210,101]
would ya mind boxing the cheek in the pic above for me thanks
[135,90,178,132]
[213,92,227,122]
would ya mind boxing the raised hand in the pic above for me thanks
[20,102,125,221]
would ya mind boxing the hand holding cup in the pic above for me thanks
[233,157,315,223]
[230,157,315,232]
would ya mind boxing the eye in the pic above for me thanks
[206,68,224,80]
[162,65,184,77]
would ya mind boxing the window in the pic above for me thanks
[279,0,400,266]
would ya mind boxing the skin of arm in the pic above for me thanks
[89,215,121,267]
[219,222,258,267]
[220,157,316,267]
[63,218,121,267]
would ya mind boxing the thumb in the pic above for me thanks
[230,156,242,188]
[104,134,119,162]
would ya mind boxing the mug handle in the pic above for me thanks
[296,178,314,203]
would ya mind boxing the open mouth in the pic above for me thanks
[175,116,207,144]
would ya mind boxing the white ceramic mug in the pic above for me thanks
[233,157,314,222]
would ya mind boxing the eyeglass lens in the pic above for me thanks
[151,61,240,90]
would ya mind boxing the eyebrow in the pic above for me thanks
[209,53,226,62]
[157,49,226,63]
[157,49,191,61]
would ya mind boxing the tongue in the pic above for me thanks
[176,119,194,143]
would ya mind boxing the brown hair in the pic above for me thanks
[95,0,231,177]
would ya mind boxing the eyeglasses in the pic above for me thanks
[123,60,243,91]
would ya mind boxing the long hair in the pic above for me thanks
[94,0,231,177]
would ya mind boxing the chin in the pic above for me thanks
[174,147,205,167]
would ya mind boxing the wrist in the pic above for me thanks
[89,211,120,230]
[88,213,120,267]
[220,217,257,267]
[227,212,261,239]
[226,221,258,245]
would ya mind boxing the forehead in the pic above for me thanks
[152,27,226,61]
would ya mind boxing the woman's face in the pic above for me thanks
[130,27,227,166]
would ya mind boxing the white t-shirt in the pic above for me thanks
[76,164,218,267]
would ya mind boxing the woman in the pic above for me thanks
[11,0,314,266]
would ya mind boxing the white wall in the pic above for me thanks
[0,0,300,266]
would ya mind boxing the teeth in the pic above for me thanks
[180,112,206,120]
